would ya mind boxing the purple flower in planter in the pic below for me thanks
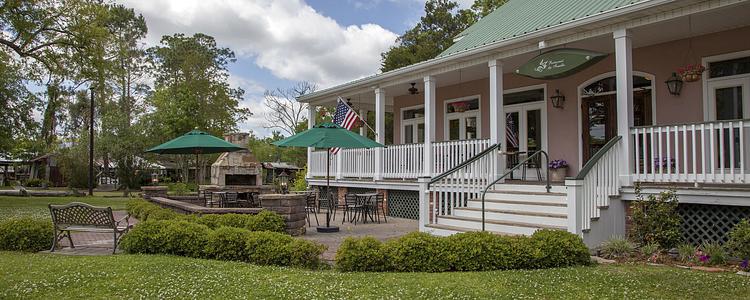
[549,159,568,169]
[741,259,749,270]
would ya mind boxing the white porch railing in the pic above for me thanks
[423,143,499,226]
[308,139,492,180]
[383,143,423,179]
[309,151,336,177]
[340,148,375,178]
[433,139,492,175]
[567,136,622,233]
[631,119,750,184]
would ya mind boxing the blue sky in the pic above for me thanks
[118,0,470,137]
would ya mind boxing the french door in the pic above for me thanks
[581,95,618,162]
[505,101,546,177]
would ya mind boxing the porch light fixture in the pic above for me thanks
[665,72,683,96]
[550,89,565,109]
[408,83,419,95]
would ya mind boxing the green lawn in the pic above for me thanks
[0,252,747,299]
[0,196,131,221]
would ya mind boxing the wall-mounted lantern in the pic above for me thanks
[550,89,565,109]
[665,72,684,96]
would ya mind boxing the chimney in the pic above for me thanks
[224,132,250,147]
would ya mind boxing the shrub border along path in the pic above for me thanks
[1,251,748,299]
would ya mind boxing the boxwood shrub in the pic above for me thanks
[384,232,452,272]
[530,229,592,268]
[335,230,591,272]
[126,200,286,233]
[0,218,53,252]
[121,220,326,269]
[336,237,386,272]
[205,226,252,261]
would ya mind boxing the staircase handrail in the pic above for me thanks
[427,143,500,188]
[479,150,551,231]
[573,136,622,180]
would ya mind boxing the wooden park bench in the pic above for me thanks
[49,202,132,254]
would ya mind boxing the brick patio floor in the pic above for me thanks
[44,210,418,260]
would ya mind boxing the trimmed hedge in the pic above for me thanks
[0,218,53,252]
[336,230,591,272]
[120,220,326,269]
[126,200,286,233]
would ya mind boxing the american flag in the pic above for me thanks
[506,113,519,148]
[331,97,359,154]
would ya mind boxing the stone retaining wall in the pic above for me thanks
[259,194,307,236]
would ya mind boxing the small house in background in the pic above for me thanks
[262,162,301,185]
[0,156,30,186]
[29,154,63,187]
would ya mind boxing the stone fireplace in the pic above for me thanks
[210,133,262,186]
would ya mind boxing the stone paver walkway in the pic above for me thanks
[300,210,418,261]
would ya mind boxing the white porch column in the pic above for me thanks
[359,109,368,136]
[614,29,634,186]
[306,105,316,178]
[489,59,506,177]
[374,88,385,180]
[424,76,436,177]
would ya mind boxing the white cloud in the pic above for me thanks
[119,0,398,87]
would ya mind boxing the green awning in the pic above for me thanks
[515,49,606,79]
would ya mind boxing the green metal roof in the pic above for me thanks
[440,0,650,57]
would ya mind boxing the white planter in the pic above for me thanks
[549,168,568,182]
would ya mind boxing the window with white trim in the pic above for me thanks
[401,105,425,144]
[445,97,480,140]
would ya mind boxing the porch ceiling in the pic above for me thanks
[306,1,750,108]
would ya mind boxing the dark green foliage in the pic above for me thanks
[23,178,49,187]
[157,221,211,258]
[383,232,452,272]
[119,221,167,254]
[447,231,531,271]
[287,238,326,269]
[245,231,294,266]
[629,187,682,248]
[530,230,591,268]
[205,226,252,261]
[700,241,728,265]
[727,219,750,260]
[126,200,285,232]
[246,210,286,233]
[336,230,591,272]
[146,208,179,221]
[0,218,53,252]
[336,237,387,272]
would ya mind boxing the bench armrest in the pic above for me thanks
[115,214,130,228]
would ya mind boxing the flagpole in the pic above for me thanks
[337,96,377,137]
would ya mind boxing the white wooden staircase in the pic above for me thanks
[425,184,568,236]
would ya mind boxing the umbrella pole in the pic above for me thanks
[326,149,331,228]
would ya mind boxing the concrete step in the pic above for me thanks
[491,183,566,194]
[466,198,567,214]
[436,215,565,235]
[424,223,521,236]
[483,190,567,204]
[453,207,568,227]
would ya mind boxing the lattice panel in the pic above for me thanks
[677,203,750,244]
[387,190,419,220]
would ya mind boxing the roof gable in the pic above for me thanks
[440,0,650,57]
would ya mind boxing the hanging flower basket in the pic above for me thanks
[452,102,469,113]
[677,64,706,82]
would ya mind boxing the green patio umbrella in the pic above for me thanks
[273,122,385,232]
[145,129,245,183]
